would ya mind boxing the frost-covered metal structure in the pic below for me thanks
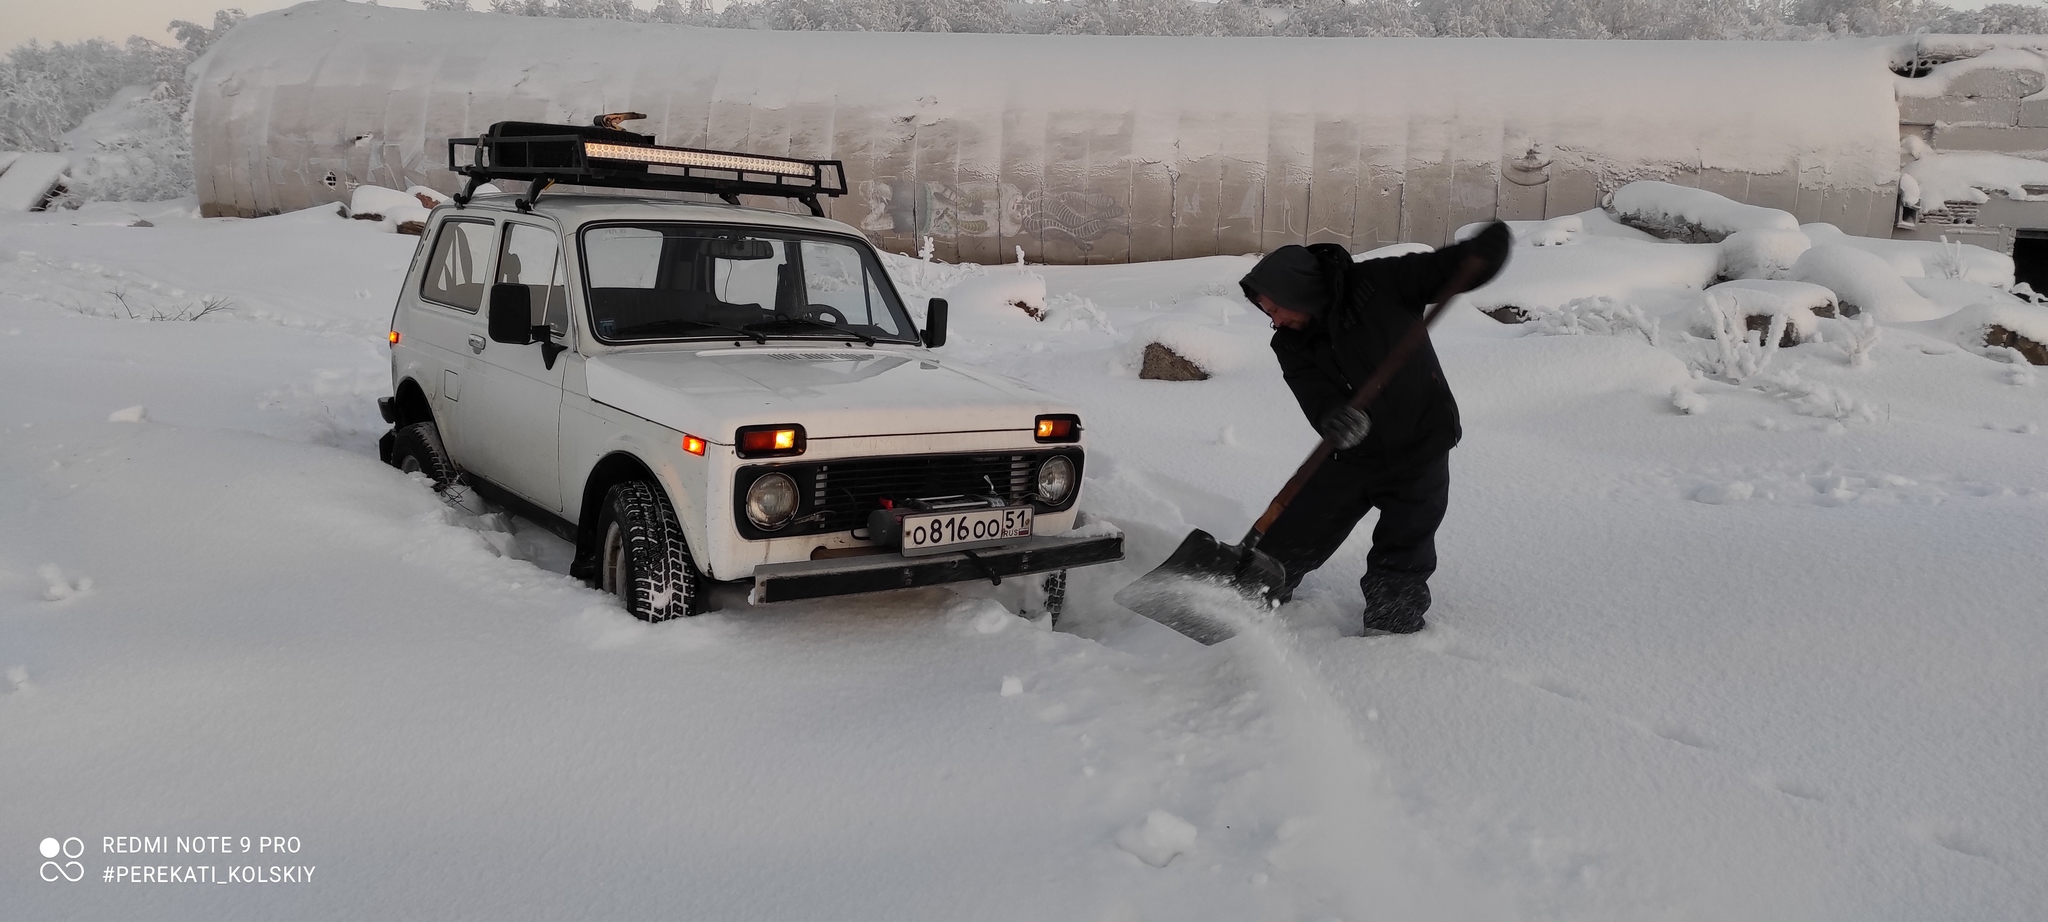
[195,0,1916,262]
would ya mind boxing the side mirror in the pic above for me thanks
[487,283,547,345]
[921,298,948,348]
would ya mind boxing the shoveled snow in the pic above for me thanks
[3,198,2045,922]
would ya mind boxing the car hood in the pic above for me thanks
[583,347,1071,441]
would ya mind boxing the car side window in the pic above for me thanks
[422,219,496,313]
[498,223,568,335]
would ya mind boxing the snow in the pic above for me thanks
[1719,227,1813,280]
[1610,180,1801,242]
[4,199,2046,921]
[1116,809,1199,868]
[1803,221,2015,287]
[1706,279,1839,341]
[0,152,70,211]
[1901,144,2048,209]
[1461,222,1720,314]
[1789,245,1946,322]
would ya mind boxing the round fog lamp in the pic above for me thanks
[745,472,801,529]
[1036,455,1075,504]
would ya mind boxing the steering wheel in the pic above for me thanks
[802,304,848,325]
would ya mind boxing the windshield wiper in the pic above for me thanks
[744,315,877,346]
[615,318,768,343]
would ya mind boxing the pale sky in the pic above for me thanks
[0,0,424,51]
[0,0,2027,56]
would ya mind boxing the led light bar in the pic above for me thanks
[584,142,818,180]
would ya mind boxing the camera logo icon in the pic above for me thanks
[39,837,84,882]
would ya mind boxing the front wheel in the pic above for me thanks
[596,480,706,622]
[389,421,458,492]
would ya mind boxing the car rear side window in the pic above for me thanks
[421,219,495,312]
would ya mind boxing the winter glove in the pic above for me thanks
[1462,221,1512,289]
[1319,405,1372,450]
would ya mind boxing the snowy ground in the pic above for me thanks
[3,201,2044,920]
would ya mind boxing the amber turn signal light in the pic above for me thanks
[387,330,401,345]
[682,434,707,456]
[736,424,805,459]
[1034,414,1081,443]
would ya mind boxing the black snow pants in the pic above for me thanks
[1258,451,1450,597]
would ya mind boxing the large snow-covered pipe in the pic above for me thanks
[193,0,1905,262]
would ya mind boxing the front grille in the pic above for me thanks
[733,449,1083,541]
[810,453,1034,533]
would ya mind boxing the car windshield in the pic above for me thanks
[579,224,918,344]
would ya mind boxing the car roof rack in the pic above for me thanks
[447,114,847,217]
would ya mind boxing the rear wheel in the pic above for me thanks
[596,480,706,622]
[390,421,457,491]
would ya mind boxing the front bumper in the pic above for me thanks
[749,532,1123,604]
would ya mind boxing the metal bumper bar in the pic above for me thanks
[749,533,1124,604]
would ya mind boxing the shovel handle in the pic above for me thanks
[1246,254,1489,540]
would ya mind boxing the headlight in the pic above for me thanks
[745,472,801,529]
[1036,455,1076,505]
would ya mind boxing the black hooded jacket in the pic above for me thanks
[1243,231,1506,474]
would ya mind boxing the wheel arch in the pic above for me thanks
[390,377,435,428]
[572,450,661,576]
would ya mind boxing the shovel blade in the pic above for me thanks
[1113,529,1288,644]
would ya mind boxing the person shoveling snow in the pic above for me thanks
[1116,224,1510,642]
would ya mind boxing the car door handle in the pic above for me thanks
[468,334,486,354]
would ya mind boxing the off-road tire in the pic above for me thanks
[1042,570,1069,627]
[597,481,706,622]
[390,421,458,491]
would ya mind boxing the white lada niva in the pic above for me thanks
[379,118,1123,622]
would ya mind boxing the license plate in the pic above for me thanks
[900,506,1033,557]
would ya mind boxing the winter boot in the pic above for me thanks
[1359,571,1430,634]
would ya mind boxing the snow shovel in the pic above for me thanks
[1113,254,1494,644]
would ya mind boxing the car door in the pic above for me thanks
[411,216,498,463]
[460,219,571,513]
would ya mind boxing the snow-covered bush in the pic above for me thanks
[2,9,241,203]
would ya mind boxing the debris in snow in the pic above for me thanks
[1706,279,1839,346]
[1116,810,1197,868]
[940,269,1048,326]
[107,405,147,422]
[1129,319,1262,379]
[1985,324,2048,366]
[0,152,71,212]
[1139,343,1209,381]
[5,665,29,694]
[1000,676,1023,697]
[39,564,93,601]
[1610,181,1800,243]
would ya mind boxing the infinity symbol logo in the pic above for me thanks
[41,860,84,882]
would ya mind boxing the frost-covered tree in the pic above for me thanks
[2,9,244,202]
